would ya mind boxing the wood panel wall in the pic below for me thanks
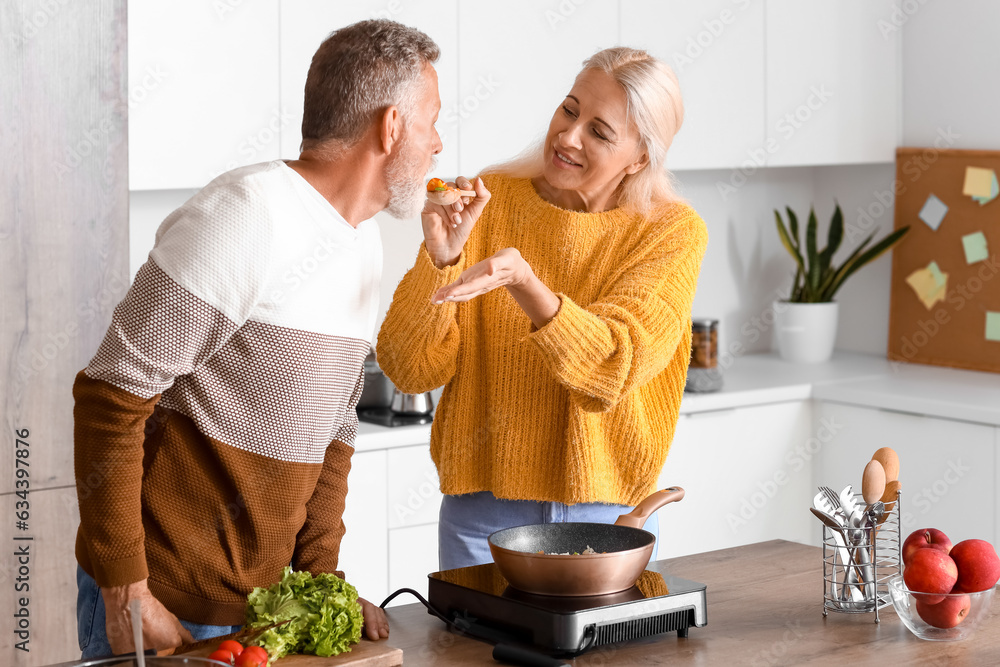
[1,1,129,664]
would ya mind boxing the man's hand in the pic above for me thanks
[359,597,389,640]
[101,579,194,654]
[422,176,491,269]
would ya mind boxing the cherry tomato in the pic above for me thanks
[242,645,269,662]
[235,648,268,667]
[217,640,244,657]
[208,648,234,665]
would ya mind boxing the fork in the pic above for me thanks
[819,486,844,519]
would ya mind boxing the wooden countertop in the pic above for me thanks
[381,540,1000,665]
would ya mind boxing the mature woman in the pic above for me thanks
[377,47,707,570]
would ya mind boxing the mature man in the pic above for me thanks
[73,20,442,657]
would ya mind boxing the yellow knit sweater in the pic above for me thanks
[377,174,708,506]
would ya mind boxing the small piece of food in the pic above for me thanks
[538,545,600,555]
[208,648,235,665]
[217,640,244,657]
[426,178,476,206]
[245,566,363,660]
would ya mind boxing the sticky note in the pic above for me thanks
[962,232,989,264]
[973,171,999,206]
[927,261,946,288]
[987,312,1000,342]
[963,167,994,198]
[905,263,948,310]
[918,194,948,231]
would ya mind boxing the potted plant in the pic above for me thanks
[773,204,909,363]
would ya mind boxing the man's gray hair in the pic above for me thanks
[301,19,439,150]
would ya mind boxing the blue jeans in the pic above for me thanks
[438,491,659,570]
[76,566,241,659]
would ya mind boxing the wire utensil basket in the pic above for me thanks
[821,491,902,622]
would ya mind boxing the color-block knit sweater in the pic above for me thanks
[377,174,707,507]
[73,161,381,625]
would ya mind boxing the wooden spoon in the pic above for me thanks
[871,447,899,482]
[877,479,902,525]
[861,459,886,505]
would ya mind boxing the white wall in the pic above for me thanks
[901,0,1000,149]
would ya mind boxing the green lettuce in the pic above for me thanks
[245,567,363,659]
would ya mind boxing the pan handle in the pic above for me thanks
[614,486,685,529]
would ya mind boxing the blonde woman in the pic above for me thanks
[377,47,707,569]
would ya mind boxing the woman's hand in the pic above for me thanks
[422,176,491,269]
[431,248,530,303]
[431,248,562,328]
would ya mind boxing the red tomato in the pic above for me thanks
[207,648,234,665]
[235,648,268,667]
[242,645,269,661]
[217,640,244,656]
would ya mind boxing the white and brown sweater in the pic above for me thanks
[73,160,381,625]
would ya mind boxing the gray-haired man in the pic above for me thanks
[73,20,441,657]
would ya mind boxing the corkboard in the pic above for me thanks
[887,148,1000,373]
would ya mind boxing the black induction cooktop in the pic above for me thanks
[427,560,708,657]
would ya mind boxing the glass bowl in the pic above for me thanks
[888,575,996,641]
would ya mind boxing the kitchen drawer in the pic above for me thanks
[387,444,441,529]
[387,524,440,606]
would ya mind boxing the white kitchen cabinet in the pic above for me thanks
[620,0,766,171]
[388,523,440,606]
[656,401,814,559]
[387,443,442,529]
[456,1,620,175]
[278,0,460,178]
[127,0,281,190]
[340,450,389,605]
[813,402,996,547]
[765,0,898,166]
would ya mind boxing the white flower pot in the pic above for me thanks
[773,301,839,363]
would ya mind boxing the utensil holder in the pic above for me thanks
[821,491,901,622]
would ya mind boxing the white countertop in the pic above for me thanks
[353,352,1000,452]
[682,351,1000,427]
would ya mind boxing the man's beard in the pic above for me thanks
[385,138,435,220]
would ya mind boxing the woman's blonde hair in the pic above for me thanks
[485,47,685,213]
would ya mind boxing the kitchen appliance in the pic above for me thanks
[488,487,685,596]
[427,560,707,657]
[358,387,434,427]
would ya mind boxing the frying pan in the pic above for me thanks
[487,486,685,596]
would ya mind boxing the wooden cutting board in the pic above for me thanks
[182,639,402,666]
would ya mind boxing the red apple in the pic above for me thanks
[949,539,1000,593]
[902,528,953,566]
[904,548,959,604]
[915,593,972,629]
